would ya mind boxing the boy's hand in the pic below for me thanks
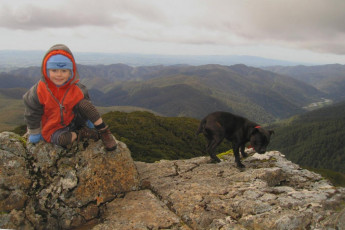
[29,134,43,143]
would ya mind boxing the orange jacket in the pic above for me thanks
[23,44,87,142]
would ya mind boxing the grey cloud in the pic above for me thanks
[249,1,345,54]
[245,1,345,41]
[200,0,345,37]
[0,4,117,29]
[0,0,167,30]
[184,0,345,54]
[1,0,345,55]
[296,38,345,55]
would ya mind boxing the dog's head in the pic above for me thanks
[250,126,274,154]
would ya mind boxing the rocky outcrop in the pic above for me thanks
[131,152,345,229]
[0,131,139,229]
[1,131,345,230]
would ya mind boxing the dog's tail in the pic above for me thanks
[195,118,206,136]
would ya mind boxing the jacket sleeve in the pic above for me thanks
[23,83,44,134]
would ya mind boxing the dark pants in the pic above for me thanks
[50,99,101,145]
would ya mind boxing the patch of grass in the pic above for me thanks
[96,105,160,116]
[217,150,234,160]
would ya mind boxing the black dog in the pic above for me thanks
[196,111,274,168]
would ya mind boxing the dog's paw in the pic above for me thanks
[210,157,221,163]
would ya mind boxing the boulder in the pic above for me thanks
[0,131,139,230]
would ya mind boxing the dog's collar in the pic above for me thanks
[255,126,261,129]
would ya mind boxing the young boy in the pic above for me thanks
[23,44,117,151]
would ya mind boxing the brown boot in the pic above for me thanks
[77,126,100,142]
[98,125,117,151]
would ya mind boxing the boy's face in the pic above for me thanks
[48,69,71,86]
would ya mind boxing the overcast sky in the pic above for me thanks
[1,0,345,64]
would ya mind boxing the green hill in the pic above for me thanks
[102,111,216,162]
[268,100,345,174]
[264,64,345,101]
[0,92,26,131]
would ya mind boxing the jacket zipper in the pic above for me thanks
[46,85,72,127]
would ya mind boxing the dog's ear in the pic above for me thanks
[268,130,274,136]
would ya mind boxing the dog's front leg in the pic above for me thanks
[233,144,245,168]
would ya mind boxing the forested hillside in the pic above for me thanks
[268,100,345,174]
[87,64,324,122]
[0,92,25,131]
[264,64,345,101]
[101,111,233,162]
[0,72,37,88]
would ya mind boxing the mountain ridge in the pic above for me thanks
[1,50,309,69]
